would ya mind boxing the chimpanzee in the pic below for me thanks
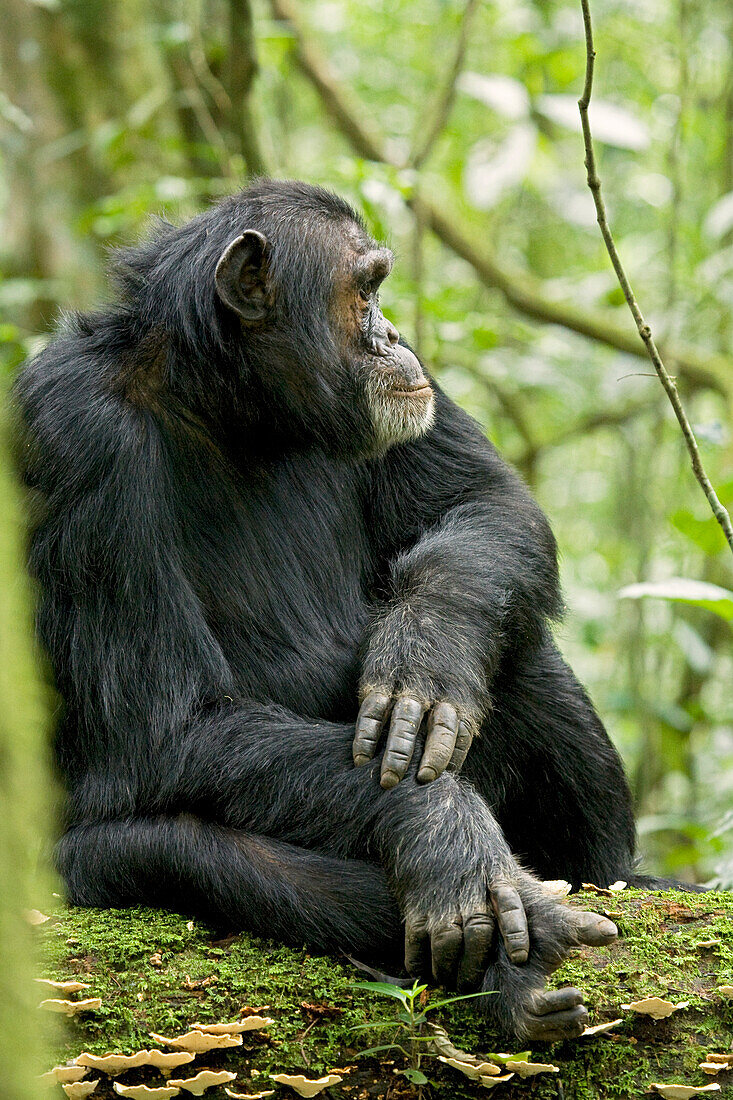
[16,180,663,1042]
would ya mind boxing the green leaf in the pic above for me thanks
[618,579,733,621]
[357,1043,410,1058]
[426,989,497,1012]
[351,981,410,1004]
[669,509,728,556]
[400,1069,429,1085]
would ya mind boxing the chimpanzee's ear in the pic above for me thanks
[215,230,272,323]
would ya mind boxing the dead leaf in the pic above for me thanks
[271,1074,343,1097]
[651,1085,721,1099]
[113,1086,181,1099]
[182,976,216,991]
[62,1084,99,1100]
[168,1070,237,1095]
[580,1018,623,1036]
[35,979,90,994]
[658,901,701,923]
[621,997,690,1019]
[438,1056,501,1079]
[39,998,102,1016]
[300,1001,344,1019]
[505,1060,559,1077]
[40,1065,88,1085]
[150,1030,242,1053]
[192,1018,272,1034]
[149,953,164,967]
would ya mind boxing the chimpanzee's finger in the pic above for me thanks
[447,721,473,774]
[530,986,584,1015]
[490,881,529,964]
[353,690,391,766]
[405,914,431,978]
[431,916,463,988]
[566,909,618,946]
[457,906,494,991]
[380,696,427,789]
[417,702,459,783]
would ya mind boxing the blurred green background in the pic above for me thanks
[1,0,731,885]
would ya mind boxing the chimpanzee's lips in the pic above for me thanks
[390,382,433,398]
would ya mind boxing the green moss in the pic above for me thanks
[36,889,733,1098]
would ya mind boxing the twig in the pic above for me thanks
[267,0,733,398]
[578,0,733,552]
[409,0,480,169]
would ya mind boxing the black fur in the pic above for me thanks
[15,180,660,1040]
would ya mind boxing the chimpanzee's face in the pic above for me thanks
[213,214,435,454]
[331,226,435,451]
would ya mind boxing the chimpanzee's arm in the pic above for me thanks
[356,384,563,788]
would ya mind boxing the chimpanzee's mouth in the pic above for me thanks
[390,383,433,398]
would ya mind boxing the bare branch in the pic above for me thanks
[409,0,480,170]
[578,0,733,553]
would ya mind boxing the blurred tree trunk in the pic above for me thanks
[0,396,53,1099]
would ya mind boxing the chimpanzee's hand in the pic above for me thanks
[353,689,475,789]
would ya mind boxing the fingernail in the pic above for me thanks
[511,948,529,964]
[417,766,437,783]
[354,754,369,767]
[380,771,399,790]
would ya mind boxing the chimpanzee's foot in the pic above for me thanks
[479,871,617,1042]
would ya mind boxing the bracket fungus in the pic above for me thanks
[651,1084,721,1099]
[580,1018,623,1036]
[224,1091,274,1100]
[149,1030,242,1053]
[76,1052,149,1074]
[113,1086,181,1099]
[621,997,690,1019]
[168,1071,237,1095]
[717,986,733,997]
[270,1074,343,1097]
[40,1065,89,1085]
[191,1018,272,1034]
[700,1055,733,1075]
[36,978,90,994]
[62,1083,99,1099]
[479,1073,515,1088]
[542,880,572,897]
[505,1059,559,1077]
[438,1057,501,1079]
[39,997,103,1016]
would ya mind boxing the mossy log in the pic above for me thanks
[35,888,733,1099]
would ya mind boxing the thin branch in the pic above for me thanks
[408,0,480,170]
[226,0,267,175]
[267,0,733,400]
[578,0,733,553]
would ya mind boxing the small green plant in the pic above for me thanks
[351,979,495,1090]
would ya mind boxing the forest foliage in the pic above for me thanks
[1,0,732,884]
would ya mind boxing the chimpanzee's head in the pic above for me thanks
[208,181,435,456]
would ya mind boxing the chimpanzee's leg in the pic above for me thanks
[463,636,636,887]
[61,700,616,1040]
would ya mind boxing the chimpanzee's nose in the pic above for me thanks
[385,319,400,345]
